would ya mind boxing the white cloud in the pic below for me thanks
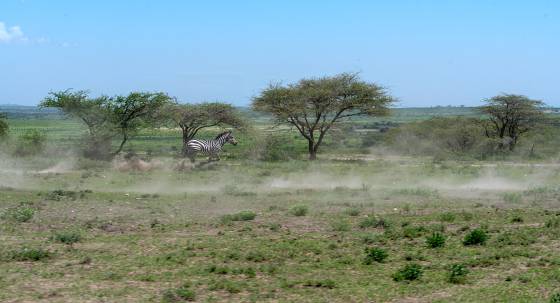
[0,22,27,43]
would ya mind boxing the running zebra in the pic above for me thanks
[185,131,238,163]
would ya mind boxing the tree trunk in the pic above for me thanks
[182,129,190,157]
[308,140,317,160]
[113,134,128,155]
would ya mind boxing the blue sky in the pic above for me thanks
[1,0,559,107]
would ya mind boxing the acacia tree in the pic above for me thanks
[109,92,172,155]
[252,73,394,160]
[481,94,544,151]
[41,90,115,159]
[41,90,172,158]
[165,102,245,156]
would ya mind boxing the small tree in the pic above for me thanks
[252,73,394,160]
[109,92,172,155]
[165,102,245,156]
[481,94,544,151]
[41,90,115,159]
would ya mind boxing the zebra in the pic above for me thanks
[185,130,238,163]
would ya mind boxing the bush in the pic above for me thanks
[303,279,336,289]
[331,220,351,232]
[289,205,309,217]
[1,205,35,222]
[345,208,361,216]
[257,134,300,161]
[359,217,391,229]
[392,263,423,281]
[439,212,456,222]
[52,230,82,245]
[14,129,46,156]
[0,113,8,138]
[387,117,487,159]
[9,247,51,261]
[364,247,388,264]
[503,192,522,204]
[162,284,195,302]
[550,292,560,303]
[426,232,446,248]
[546,217,560,228]
[403,225,427,239]
[463,228,489,246]
[220,210,256,223]
[448,264,469,284]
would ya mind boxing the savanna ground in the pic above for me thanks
[1,107,560,302]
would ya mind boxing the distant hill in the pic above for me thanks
[0,105,63,119]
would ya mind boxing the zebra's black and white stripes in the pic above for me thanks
[185,131,238,162]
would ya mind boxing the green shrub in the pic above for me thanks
[403,226,427,239]
[0,113,8,137]
[1,205,35,222]
[364,247,388,264]
[208,279,244,293]
[14,129,46,156]
[52,230,82,245]
[345,208,361,216]
[359,217,391,229]
[439,212,456,222]
[257,134,300,161]
[46,189,78,201]
[162,284,195,302]
[9,247,51,261]
[503,192,522,204]
[550,292,560,303]
[426,232,446,248]
[495,230,536,246]
[546,217,560,228]
[331,220,351,232]
[289,205,309,217]
[463,228,489,246]
[392,263,423,281]
[303,279,336,289]
[448,264,469,284]
[245,250,267,262]
[220,210,256,223]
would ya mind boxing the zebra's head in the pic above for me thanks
[217,131,238,146]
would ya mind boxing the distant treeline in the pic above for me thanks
[7,104,558,122]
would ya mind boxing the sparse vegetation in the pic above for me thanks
[1,204,35,222]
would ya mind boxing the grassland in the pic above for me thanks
[1,158,560,302]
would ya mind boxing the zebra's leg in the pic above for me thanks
[186,150,196,163]
[208,153,219,162]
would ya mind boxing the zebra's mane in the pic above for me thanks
[215,131,232,140]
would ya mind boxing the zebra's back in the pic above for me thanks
[186,139,221,154]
